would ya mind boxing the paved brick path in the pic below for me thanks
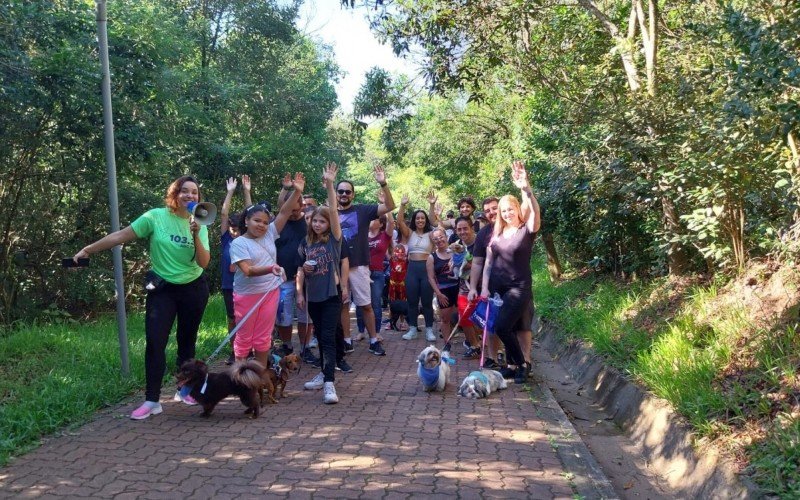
[0,327,581,499]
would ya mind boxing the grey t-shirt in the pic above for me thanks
[230,223,282,295]
[299,234,342,303]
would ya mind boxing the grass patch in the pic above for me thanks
[532,254,800,497]
[0,295,230,466]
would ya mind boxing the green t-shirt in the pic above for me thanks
[131,208,209,284]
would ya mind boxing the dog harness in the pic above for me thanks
[469,371,490,386]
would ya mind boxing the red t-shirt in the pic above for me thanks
[368,232,391,271]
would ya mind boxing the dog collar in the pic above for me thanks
[472,371,490,386]
[200,373,208,395]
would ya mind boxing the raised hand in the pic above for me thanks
[281,173,293,190]
[373,164,387,185]
[511,160,530,190]
[426,189,438,205]
[400,193,409,206]
[292,172,306,192]
[323,162,338,186]
[241,174,251,191]
[226,177,237,193]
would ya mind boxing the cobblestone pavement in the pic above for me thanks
[0,326,581,499]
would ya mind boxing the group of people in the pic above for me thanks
[73,160,539,419]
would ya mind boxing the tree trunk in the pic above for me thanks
[542,233,563,282]
[660,187,689,275]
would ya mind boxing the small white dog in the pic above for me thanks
[417,344,452,392]
[457,369,507,399]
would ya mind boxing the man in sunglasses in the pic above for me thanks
[336,165,396,356]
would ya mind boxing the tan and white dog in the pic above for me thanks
[417,344,452,392]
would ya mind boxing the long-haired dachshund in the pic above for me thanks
[176,359,265,419]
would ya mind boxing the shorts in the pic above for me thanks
[437,286,459,310]
[275,281,309,327]
[457,294,475,327]
[222,288,234,320]
[347,265,372,307]
[513,297,535,332]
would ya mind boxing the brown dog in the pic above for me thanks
[260,353,301,405]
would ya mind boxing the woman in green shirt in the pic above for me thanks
[73,175,211,420]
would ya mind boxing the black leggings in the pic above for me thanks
[144,275,209,402]
[307,291,344,383]
[405,260,433,328]
[490,285,533,367]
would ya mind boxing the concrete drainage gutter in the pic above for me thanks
[537,324,763,499]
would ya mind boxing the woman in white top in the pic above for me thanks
[396,191,440,341]
[229,173,305,369]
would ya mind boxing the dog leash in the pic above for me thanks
[479,297,491,370]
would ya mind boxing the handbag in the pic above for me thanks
[470,293,503,333]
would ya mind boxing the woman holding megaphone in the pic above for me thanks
[73,175,212,420]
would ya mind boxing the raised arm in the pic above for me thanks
[426,189,440,227]
[273,172,304,233]
[374,165,396,216]
[511,160,540,233]
[276,173,293,209]
[220,177,237,234]
[324,162,341,240]
[396,193,411,241]
[242,174,253,208]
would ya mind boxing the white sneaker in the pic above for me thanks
[308,337,318,348]
[402,327,419,340]
[425,328,437,341]
[304,372,324,390]
[323,382,339,404]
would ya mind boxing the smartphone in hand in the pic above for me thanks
[62,258,90,268]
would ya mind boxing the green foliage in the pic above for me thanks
[0,0,339,322]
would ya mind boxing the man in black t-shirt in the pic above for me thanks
[336,165,396,356]
[275,178,317,365]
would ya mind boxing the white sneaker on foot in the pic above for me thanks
[323,382,339,404]
[425,328,437,341]
[304,372,324,390]
[402,327,419,340]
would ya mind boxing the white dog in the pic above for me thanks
[457,369,507,399]
[417,344,452,392]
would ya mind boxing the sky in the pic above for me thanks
[296,1,420,114]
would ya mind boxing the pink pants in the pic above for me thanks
[233,288,279,357]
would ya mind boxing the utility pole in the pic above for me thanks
[96,0,129,376]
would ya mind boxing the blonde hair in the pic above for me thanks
[493,195,523,236]
[306,206,332,245]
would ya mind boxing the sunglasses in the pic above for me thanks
[337,189,353,195]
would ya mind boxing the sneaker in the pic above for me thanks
[225,353,235,365]
[278,343,294,357]
[425,328,437,342]
[130,402,162,420]
[174,391,198,406]
[308,337,318,348]
[483,358,501,370]
[300,348,320,366]
[368,341,386,356]
[462,340,472,350]
[304,372,325,390]
[499,366,516,379]
[402,327,419,340]
[343,342,355,354]
[515,362,532,385]
[335,359,353,373]
[323,382,339,404]
[462,346,481,359]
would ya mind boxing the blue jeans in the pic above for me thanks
[356,270,385,333]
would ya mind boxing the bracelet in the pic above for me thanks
[379,182,387,188]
